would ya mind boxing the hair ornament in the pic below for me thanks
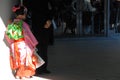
[12,6,20,12]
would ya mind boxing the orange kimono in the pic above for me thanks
[5,19,44,78]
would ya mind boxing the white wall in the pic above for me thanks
[0,1,19,79]
[0,0,18,25]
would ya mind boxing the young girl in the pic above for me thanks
[5,5,44,79]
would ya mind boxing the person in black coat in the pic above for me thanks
[32,0,54,74]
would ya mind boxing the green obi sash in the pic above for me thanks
[6,20,24,40]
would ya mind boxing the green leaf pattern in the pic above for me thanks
[6,20,24,40]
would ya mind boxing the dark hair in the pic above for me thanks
[12,5,27,16]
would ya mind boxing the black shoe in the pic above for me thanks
[36,69,51,75]
[42,69,51,74]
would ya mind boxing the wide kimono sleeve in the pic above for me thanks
[23,22,44,68]
[23,22,38,49]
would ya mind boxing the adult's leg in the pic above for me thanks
[36,43,50,74]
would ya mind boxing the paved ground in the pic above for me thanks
[36,35,120,80]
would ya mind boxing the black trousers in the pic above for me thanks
[36,43,48,71]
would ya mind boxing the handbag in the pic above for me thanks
[32,49,45,68]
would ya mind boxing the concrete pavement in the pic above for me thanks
[37,35,120,80]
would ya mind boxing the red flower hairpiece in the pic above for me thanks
[12,6,20,12]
